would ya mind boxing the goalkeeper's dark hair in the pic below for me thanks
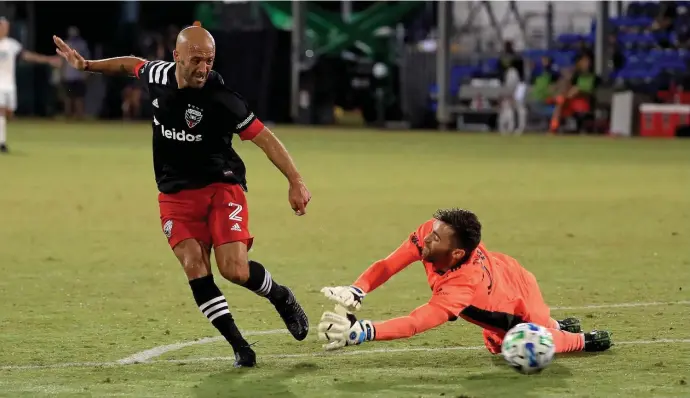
[433,208,482,254]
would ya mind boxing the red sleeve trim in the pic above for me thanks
[134,61,146,79]
[239,118,265,141]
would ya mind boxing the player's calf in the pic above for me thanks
[189,274,254,360]
[215,243,309,341]
[174,240,253,363]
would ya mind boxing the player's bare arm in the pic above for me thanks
[53,35,145,76]
[250,127,311,216]
[20,50,61,67]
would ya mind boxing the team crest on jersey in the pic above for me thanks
[163,220,173,239]
[185,104,203,128]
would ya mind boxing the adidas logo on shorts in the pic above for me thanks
[231,223,242,232]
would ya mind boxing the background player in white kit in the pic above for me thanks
[0,17,60,153]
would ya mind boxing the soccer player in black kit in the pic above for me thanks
[53,24,311,368]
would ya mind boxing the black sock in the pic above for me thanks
[189,275,248,351]
[242,260,288,303]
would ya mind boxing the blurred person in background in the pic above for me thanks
[497,41,526,134]
[61,26,90,119]
[498,41,524,83]
[650,1,677,34]
[549,53,600,134]
[497,65,525,134]
[650,1,677,48]
[526,56,561,129]
[122,31,164,120]
[0,17,60,153]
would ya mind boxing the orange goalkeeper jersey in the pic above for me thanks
[353,220,553,340]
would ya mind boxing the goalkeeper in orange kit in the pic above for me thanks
[318,208,612,354]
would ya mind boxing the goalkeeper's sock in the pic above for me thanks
[549,328,585,353]
[189,275,249,352]
[241,260,288,303]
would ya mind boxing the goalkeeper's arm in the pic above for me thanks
[318,302,451,350]
[372,303,451,340]
[321,235,422,312]
[356,281,475,342]
[351,233,422,293]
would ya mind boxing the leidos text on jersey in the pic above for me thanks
[160,124,203,142]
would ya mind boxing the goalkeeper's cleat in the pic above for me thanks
[271,287,309,341]
[233,345,256,368]
[557,317,582,333]
[584,330,613,352]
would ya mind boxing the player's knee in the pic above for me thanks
[174,241,210,279]
[182,258,208,279]
[218,258,249,284]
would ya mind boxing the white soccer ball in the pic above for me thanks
[501,323,555,375]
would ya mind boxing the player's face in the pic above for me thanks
[422,220,466,269]
[175,42,215,88]
[577,57,591,72]
[0,21,9,38]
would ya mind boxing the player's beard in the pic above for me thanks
[187,72,206,88]
[427,251,456,272]
[180,64,208,88]
[191,71,208,87]
[421,246,432,262]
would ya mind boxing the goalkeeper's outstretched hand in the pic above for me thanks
[320,285,365,312]
[317,307,376,351]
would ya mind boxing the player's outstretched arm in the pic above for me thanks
[321,226,425,311]
[250,128,311,216]
[20,50,61,67]
[53,35,145,76]
[317,303,450,350]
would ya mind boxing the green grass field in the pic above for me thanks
[1,120,689,397]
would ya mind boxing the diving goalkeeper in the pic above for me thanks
[318,208,612,354]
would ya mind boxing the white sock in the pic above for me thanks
[0,115,6,145]
[515,104,527,134]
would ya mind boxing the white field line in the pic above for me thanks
[116,299,690,364]
[1,300,688,371]
[2,338,689,371]
[116,329,288,365]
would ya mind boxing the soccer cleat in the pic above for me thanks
[584,330,613,352]
[271,287,309,341]
[0,143,8,153]
[557,317,582,333]
[233,345,256,368]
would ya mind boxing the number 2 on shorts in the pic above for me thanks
[228,202,243,222]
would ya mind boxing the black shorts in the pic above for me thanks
[64,81,86,98]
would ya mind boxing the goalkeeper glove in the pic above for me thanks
[317,309,376,351]
[320,285,366,312]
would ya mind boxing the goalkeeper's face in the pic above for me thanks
[422,220,466,270]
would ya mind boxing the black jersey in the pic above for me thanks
[134,60,264,194]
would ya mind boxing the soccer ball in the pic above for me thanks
[501,323,555,375]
